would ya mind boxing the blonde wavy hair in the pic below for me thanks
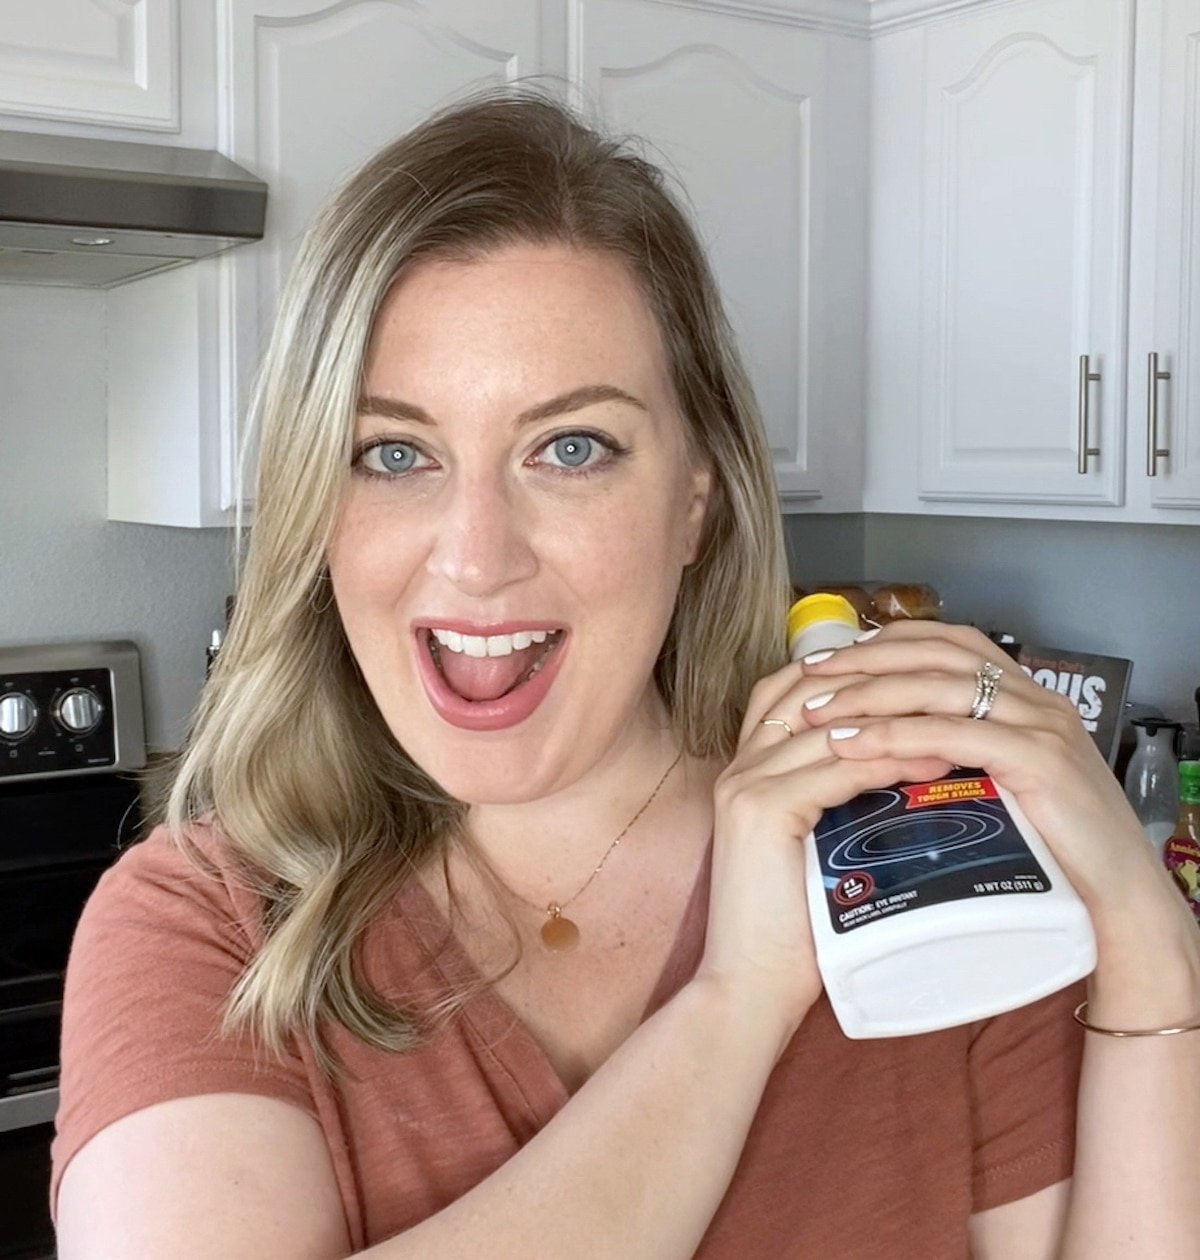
[151,81,790,1077]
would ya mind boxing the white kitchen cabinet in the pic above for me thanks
[575,0,868,510]
[866,0,1200,524]
[872,0,1134,511]
[0,0,179,131]
[107,0,868,525]
[915,0,1131,508]
[107,0,548,526]
[1126,0,1200,510]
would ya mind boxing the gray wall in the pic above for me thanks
[785,513,1200,724]
[1,285,234,752]
[783,513,865,590]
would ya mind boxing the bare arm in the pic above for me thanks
[1057,881,1200,1260]
[56,974,795,1260]
[964,875,1200,1260]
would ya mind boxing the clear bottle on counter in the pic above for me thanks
[1123,718,1182,849]
[788,594,1096,1040]
[1163,760,1200,921]
[205,629,223,679]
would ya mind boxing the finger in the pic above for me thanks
[738,657,870,748]
[737,659,809,746]
[801,635,1006,684]
[797,671,1061,733]
[733,699,897,782]
[719,750,960,845]
[843,618,1007,657]
[730,724,842,778]
[741,672,877,752]
[823,713,1087,798]
[799,620,1014,681]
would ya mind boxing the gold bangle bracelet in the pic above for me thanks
[1072,1000,1200,1037]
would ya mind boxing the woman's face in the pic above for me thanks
[327,243,712,804]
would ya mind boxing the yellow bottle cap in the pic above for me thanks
[787,593,861,649]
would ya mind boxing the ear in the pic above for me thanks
[681,460,714,566]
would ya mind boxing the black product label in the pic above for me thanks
[815,771,1052,934]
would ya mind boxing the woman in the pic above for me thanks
[52,86,1199,1258]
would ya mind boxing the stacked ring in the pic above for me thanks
[969,662,1004,721]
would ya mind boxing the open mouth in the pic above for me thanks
[421,627,566,703]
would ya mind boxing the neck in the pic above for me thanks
[456,717,713,911]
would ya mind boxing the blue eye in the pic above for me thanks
[357,441,424,476]
[541,433,601,470]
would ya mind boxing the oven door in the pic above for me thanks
[0,866,108,1260]
[0,1113,57,1260]
[0,771,140,1259]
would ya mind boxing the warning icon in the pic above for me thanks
[833,872,874,906]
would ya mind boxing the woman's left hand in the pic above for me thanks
[798,619,1186,941]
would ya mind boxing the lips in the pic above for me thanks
[413,625,569,732]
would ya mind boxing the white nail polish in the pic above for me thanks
[803,649,835,665]
[855,627,882,642]
[829,726,861,740]
[804,691,835,710]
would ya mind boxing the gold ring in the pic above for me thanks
[760,717,795,738]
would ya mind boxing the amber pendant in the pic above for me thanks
[540,904,580,952]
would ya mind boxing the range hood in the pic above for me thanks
[0,130,267,288]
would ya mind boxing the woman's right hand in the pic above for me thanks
[693,654,955,1056]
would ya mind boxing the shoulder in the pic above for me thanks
[73,818,270,974]
[106,815,250,885]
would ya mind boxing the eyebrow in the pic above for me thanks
[355,383,649,429]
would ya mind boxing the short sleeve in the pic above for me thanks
[50,825,316,1221]
[968,979,1086,1211]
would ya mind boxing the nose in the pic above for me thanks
[424,468,539,597]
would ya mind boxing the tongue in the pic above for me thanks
[436,640,549,702]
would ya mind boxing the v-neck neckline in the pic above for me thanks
[403,834,714,1111]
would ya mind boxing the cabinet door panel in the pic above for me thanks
[217,0,544,514]
[1134,0,1200,508]
[575,0,862,507]
[918,0,1133,506]
[0,0,178,129]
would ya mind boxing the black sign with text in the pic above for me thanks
[996,642,1132,767]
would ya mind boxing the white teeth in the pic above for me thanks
[429,627,560,656]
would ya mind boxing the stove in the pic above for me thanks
[0,641,145,784]
[0,641,146,1258]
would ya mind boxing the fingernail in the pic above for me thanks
[829,726,861,740]
[855,627,882,642]
[803,649,835,665]
[804,691,835,711]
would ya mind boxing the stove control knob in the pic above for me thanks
[56,688,103,735]
[0,691,37,739]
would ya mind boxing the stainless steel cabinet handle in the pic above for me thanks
[1077,355,1101,474]
[1146,351,1171,477]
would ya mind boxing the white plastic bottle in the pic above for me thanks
[789,594,1097,1039]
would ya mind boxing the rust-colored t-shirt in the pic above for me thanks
[52,823,1083,1255]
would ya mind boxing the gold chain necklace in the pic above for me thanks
[506,748,683,952]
